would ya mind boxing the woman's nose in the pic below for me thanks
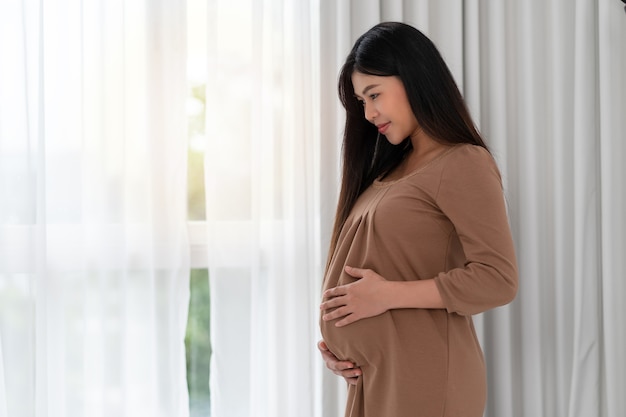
[364,104,378,123]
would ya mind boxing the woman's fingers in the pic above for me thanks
[319,295,346,311]
[327,357,362,381]
[317,340,329,351]
[319,347,353,371]
[317,339,362,384]
[321,305,351,321]
[322,284,348,300]
[344,265,367,277]
[335,362,362,384]
[345,376,360,386]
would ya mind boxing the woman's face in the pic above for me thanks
[351,71,420,145]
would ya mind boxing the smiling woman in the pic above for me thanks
[351,73,419,145]
[319,22,517,417]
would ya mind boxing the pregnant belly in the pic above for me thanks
[320,309,428,367]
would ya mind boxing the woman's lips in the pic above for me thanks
[377,122,390,134]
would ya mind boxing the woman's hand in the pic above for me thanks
[320,266,390,327]
[317,340,361,385]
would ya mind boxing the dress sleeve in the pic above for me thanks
[433,145,518,316]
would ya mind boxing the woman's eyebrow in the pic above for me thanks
[354,84,380,98]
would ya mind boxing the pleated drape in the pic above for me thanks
[598,4,626,417]
[465,2,626,416]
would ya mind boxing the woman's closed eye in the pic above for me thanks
[355,94,378,107]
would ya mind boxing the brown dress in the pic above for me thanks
[320,144,518,417]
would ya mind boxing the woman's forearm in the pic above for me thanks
[383,279,445,310]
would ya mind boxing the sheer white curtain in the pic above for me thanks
[0,1,190,417]
[203,1,322,417]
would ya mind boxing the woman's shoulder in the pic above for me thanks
[440,143,498,173]
[446,143,492,161]
[431,143,502,194]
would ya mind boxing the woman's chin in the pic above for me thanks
[384,135,405,146]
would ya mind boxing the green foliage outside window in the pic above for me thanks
[186,269,211,416]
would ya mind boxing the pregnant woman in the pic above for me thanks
[319,22,518,417]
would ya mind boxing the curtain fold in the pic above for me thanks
[204,1,321,416]
[0,1,190,416]
[598,3,626,417]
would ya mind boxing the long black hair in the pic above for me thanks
[328,22,488,263]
